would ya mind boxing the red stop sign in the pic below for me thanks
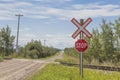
[75,39,88,52]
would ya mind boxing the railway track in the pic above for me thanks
[84,65,120,72]
[60,62,120,72]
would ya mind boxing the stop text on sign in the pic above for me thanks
[75,39,88,52]
[75,43,88,49]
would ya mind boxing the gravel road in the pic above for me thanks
[0,52,63,80]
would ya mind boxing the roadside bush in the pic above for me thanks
[0,56,3,62]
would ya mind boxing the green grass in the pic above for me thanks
[13,52,60,60]
[28,64,120,80]
[0,56,3,62]
[39,52,60,60]
[55,54,79,64]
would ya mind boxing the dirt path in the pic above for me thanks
[0,52,63,80]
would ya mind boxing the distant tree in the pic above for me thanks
[0,31,3,56]
[114,18,120,48]
[1,25,15,56]
[20,40,59,59]
[64,47,79,58]
[113,18,120,62]
[24,40,42,58]
[64,18,120,65]
[91,29,103,63]
[100,19,114,62]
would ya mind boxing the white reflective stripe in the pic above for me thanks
[82,18,92,28]
[73,28,92,38]
[72,18,91,29]
[82,29,92,38]
[72,29,81,38]
[72,19,82,28]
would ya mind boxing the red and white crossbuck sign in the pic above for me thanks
[71,17,92,39]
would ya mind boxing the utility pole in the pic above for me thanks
[44,40,46,46]
[15,14,23,55]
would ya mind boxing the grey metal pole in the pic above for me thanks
[80,19,84,78]
[44,40,46,46]
[15,14,23,55]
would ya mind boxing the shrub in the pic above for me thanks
[0,56,3,62]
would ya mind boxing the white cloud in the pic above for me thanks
[0,1,120,20]
[17,33,75,49]
[42,4,120,19]
[0,0,15,1]
[27,15,49,19]
[0,1,120,49]
[72,3,119,10]
[22,3,120,20]
[0,2,31,20]
[34,0,72,3]
[13,27,31,33]
[41,34,76,49]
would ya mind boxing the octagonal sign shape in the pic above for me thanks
[75,39,88,52]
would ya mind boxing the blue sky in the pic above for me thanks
[0,0,120,49]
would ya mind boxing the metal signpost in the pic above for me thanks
[71,17,92,77]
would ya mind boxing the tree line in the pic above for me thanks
[64,18,120,65]
[0,25,15,57]
[18,40,60,59]
[0,25,59,59]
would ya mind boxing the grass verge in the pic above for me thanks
[13,52,60,60]
[55,54,79,64]
[27,64,120,80]
[0,56,3,62]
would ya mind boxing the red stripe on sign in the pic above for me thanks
[82,28,92,38]
[72,28,81,39]
[71,18,81,28]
